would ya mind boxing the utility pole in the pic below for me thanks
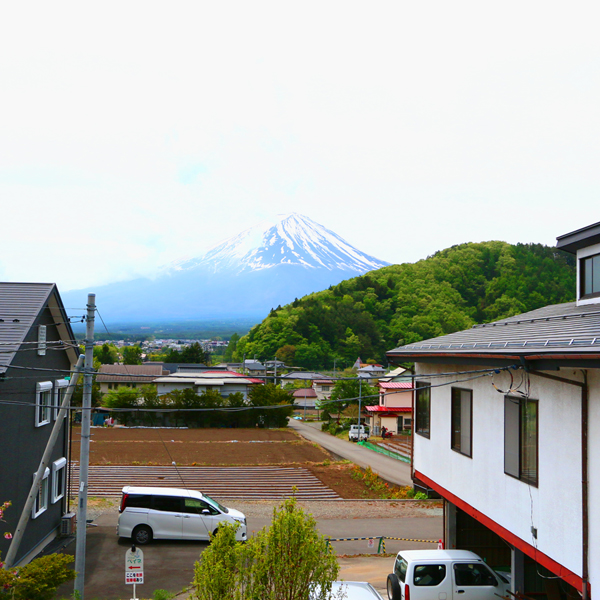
[3,355,85,568]
[358,377,362,433]
[274,357,277,386]
[74,294,95,599]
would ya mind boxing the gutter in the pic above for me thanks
[530,370,589,599]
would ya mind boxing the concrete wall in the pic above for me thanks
[414,362,590,582]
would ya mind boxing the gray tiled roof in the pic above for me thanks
[96,364,166,382]
[387,301,600,359]
[0,282,66,373]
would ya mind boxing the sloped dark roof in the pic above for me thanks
[387,301,600,365]
[556,221,600,254]
[0,282,78,374]
[96,364,167,382]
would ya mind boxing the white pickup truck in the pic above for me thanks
[348,424,369,442]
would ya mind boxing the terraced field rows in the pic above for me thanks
[68,464,340,500]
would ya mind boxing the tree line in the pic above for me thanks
[232,241,575,368]
[99,383,294,428]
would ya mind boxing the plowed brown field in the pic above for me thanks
[70,426,382,498]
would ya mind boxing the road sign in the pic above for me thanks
[126,547,144,585]
[367,538,374,548]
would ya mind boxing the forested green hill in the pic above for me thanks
[233,241,575,369]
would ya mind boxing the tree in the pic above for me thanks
[223,333,240,362]
[94,342,119,365]
[323,379,377,421]
[122,344,143,365]
[102,386,139,426]
[192,496,339,600]
[275,344,296,365]
[163,342,212,365]
[248,384,295,428]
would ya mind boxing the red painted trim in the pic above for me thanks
[415,470,585,593]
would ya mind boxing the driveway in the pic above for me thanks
[57,501,441,599]
[288,420,413,487]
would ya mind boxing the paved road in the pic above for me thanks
[57,506,441,600]
[288,420,413,487]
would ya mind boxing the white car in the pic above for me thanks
[117,486,247,545]
[312,581,384,599]
[387,549,511,600]
[348,425,369,442]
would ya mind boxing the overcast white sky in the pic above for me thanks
[1,1,598,291]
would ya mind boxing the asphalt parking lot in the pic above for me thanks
[57,502,442,599]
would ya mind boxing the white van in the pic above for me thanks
[387,549,511,600]
[117,486,247,545]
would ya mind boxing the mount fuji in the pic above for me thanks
[62,214,390,323]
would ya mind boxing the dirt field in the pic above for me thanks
[70,426,393,499]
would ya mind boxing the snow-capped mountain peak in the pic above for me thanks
[166,213,388,275]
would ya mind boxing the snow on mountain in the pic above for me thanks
[164,213,388,275]
[62,214,390,322]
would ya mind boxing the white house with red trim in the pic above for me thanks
[366,381,413,435]
[387,222,600,599]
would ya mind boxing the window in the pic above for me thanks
[153,496,182,513]
[453,563,497,587]
[580,253,600,298]
[52,457,67,503]
[415,381,430,438]
[32,468,50,518]
[504,396,538,486]
[54,379,69,420]
[451,388,472,457]
[36,382,52,427]
[394,557,408,583]
[414,564,446,586]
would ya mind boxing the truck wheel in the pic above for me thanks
[387,573,401,600]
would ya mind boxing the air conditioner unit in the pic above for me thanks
[61,513,76,536]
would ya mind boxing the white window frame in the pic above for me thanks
[54,379,70,420]
[52,457,67,503]
[36,381,53,427]
[32,468,50,518]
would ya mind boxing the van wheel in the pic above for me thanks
[132,525,152,545]
[387,574,401,600]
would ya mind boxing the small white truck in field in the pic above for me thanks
[348,424,369,442]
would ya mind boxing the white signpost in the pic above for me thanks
[126,546,144,600]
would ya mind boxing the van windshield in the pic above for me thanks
[203,494,228,514]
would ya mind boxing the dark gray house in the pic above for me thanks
[0,283,78,565]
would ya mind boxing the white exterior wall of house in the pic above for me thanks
[414,362,595,586]
[588,368,600,590]
[380,389,412,408]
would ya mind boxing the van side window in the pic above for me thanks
[182,498,219,515]
[454,564,497,586]
[153,496,182,512]
[394,558,408,583]
[126,494,152,509]
[413,565,446,586]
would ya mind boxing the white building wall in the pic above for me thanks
[587,369,600,591]
[414,362,585,579]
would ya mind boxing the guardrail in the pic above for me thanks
[325,536,439,554]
